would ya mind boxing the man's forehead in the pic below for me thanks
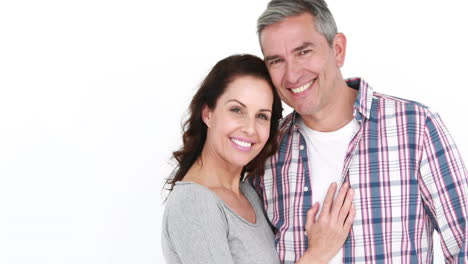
[260,31,315,57]
[259,13,318,54]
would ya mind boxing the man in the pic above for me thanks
[249,0,468,263]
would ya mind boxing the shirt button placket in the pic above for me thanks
[300,145,308,192]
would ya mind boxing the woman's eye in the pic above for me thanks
[257,114,269,120]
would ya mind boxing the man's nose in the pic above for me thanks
[285,61,301,85]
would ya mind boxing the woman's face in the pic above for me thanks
[202,75,273,169]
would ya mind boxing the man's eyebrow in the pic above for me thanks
[292,42,314,53]
[264,55,281,62]
[264,42,315,62]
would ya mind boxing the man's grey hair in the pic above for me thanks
[257,0,338,47]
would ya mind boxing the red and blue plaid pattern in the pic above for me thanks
[250,78,468,263]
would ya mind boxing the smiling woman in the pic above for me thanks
[161,54,284,263]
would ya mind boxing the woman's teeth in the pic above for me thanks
[231,138,252,147]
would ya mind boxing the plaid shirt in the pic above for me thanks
[250,78,468,263]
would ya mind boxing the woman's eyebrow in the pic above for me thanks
[225,99,246,107]
[226,99,272,113]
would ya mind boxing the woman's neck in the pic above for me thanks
[183,145,243,194]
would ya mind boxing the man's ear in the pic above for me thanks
[201,104,212,127]
[333,33,347,68]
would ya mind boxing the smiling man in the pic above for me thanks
[249,0,468,263]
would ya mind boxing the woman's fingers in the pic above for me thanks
[305,203,320,233]
[304,190,355,263]
[337,187,354,224]
[319,182,337,218]
[330,182,350,220]
[343,203,356,232]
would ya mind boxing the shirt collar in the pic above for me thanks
[347,77,373,121]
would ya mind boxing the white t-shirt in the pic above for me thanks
[298,118,359,264]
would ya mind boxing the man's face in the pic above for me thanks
[260,12,345,117]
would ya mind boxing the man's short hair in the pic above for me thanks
[257,0,338,47]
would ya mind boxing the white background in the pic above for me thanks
[1,0,467,263]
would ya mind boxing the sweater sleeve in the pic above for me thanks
[163,186,235,264]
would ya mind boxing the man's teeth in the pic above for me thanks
[291,81,313,94]
[231,138,252,148]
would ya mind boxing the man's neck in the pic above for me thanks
[302,84,358,132]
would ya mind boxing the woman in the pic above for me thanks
[162,54,355,264]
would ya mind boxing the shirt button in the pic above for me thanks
[300,145,305,150]
[303,186,309,192]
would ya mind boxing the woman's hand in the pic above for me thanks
[298,182,355,264]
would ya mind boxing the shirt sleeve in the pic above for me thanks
[247,174,264,200]
[164,188,235,264]
[419,109,468,263]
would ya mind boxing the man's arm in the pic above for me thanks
[247,173,265,199]
[419,108,468,263]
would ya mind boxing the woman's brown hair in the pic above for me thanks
[165,54,283,191]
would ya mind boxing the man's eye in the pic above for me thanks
[230,107,241,113]
[269,59,282,65]
[299,49,312,56]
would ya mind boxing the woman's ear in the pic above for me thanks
[201,104,212,127]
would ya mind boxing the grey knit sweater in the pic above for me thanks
[162,181,280,264]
